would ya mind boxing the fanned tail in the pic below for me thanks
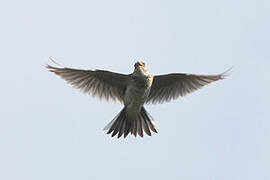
[104,107,158,138]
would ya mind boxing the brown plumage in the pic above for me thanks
[46,61,229,138]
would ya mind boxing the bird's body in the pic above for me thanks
[124,63,153,120]
[47,61,228,138]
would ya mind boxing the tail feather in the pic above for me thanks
[141,116,151,136]
[111,116,122,137]
[141,107,158,133]
[104,107,158,138]
[117,117,125,138]
[132,118,138,137]
[124,121,132,138]
[106,120,117,135]
[137,116,143,137]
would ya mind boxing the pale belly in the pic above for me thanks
[124,83,151,119]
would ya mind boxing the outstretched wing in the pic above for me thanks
[147,70,229,104]
[46,64,130,103]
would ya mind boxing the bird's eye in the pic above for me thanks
[142,62,145,66]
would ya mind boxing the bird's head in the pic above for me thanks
[134,61,146,69]
[133,61,149,75]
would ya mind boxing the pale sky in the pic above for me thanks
[0,0,269,179]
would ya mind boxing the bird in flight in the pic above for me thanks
[46,61,229,138]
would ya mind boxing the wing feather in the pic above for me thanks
[46,64,130,103]
[147,69,229,104]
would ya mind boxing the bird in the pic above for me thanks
[46,61,229,138]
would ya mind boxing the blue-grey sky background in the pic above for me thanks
[0,0,269,179]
